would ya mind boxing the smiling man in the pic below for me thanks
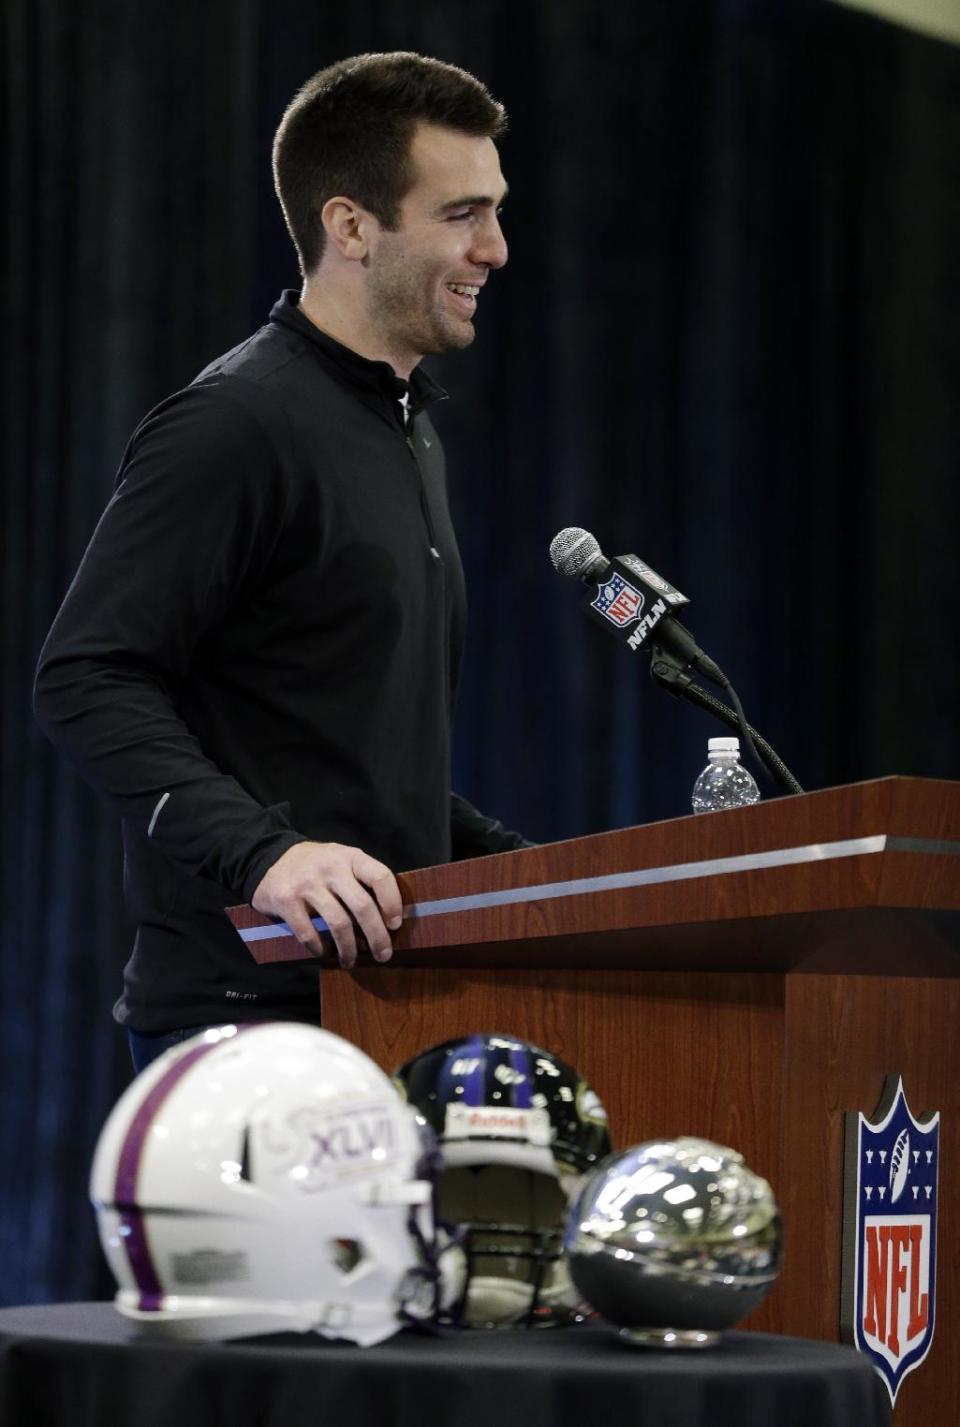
[34,53,528,1071]
[304,118,508,374]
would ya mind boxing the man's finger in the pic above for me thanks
[281,903,327,958]
[310,893,359,969]
[330,879,393,964]
[351,853,403,931]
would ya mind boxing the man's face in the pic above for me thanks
[364,122,508,369]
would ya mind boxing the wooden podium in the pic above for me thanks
[229,776,959,1426]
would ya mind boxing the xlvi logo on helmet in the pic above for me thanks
[261,1102,400,1190]
[841,1075,939,1406]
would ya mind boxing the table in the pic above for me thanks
[0,1304,891,1427]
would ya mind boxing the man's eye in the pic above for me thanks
[448,211,473,221]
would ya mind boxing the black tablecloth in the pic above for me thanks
[0,1303,891,1427]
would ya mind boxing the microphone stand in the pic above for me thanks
[648,643,804,795]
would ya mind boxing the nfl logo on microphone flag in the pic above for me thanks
[590,572,644,628]
[841,1075,939,1405]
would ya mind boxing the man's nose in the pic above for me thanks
[472,214,508,270]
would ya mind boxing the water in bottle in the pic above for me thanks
[691,737,760,813]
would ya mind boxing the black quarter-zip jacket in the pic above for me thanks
[34,292,527,1031]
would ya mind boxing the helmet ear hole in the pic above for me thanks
[330,1238,366,1275]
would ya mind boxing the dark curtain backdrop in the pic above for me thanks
[3,0,957,1305]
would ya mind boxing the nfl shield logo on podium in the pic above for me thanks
[842,1075,939,1405]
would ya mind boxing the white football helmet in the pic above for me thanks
[91,1022,461,1344]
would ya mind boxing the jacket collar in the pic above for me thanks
[269,290,447,419]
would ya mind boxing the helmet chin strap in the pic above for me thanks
[397,1192,469,1336]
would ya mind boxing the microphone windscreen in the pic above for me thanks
[549,527,603,579]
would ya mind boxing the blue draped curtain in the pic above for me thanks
[3,0,957,1304]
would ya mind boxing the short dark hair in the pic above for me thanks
[273,52,508,276]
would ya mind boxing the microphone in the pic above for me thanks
[548,526,726,687]
[548,527,803,795]
[548,527,610,582]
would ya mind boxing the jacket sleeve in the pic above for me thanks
[449,791,536,860]
[33,379,307,903]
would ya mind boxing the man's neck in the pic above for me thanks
[298,282,417,379]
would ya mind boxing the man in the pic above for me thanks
[34,53,528,1070]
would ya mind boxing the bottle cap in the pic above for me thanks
[708,737,740,754]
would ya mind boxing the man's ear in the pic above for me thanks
[320,197,375,261]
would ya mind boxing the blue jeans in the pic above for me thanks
[127,1025,223,1074]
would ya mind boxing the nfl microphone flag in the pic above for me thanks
[583,554,690,655]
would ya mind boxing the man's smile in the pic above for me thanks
[445,281,482,315]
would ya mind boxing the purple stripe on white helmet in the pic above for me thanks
[114,1027,254,1310]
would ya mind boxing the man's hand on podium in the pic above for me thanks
[251,842,403,969]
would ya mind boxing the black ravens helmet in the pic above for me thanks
[393,1033,611,1329]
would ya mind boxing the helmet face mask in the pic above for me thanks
[393,1033,612,1329]
[91,1024,462,1345]
[442,1164,575,1327]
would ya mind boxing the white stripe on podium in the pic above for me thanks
[236,831,942,944]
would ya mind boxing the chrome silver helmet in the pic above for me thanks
[564,1137,782,1347]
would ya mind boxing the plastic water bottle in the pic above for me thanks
[691,737,760,814]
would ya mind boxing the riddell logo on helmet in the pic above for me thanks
[445,1104,552,1144]
[471,1110,526,1131]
